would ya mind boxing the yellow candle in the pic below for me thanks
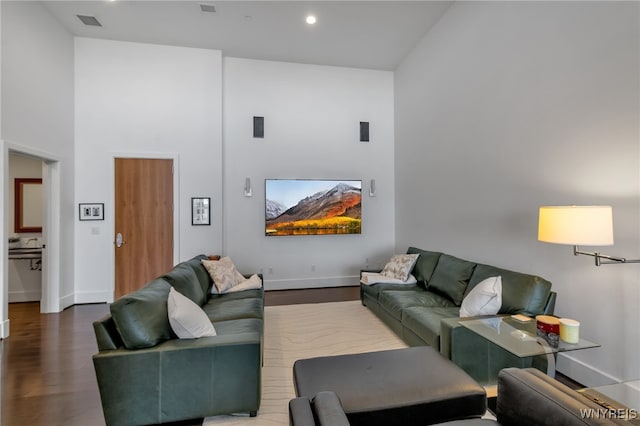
[559,318,580,344]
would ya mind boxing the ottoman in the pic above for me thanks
[293,346,487,426]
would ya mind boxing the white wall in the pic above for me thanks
[395,1,640,384]
[1,0,74,323]
[223,58,395,289]
[74,38,223,303]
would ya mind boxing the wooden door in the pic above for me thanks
[114,158,173,299]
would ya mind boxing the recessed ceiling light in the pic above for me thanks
[306,15,316,25]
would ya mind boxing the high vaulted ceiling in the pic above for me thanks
[40,1,453,70]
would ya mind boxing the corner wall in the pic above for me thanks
[1,0,74,317]
[223,58,395,289]
[74,38,223,303]
[395,1,640,384]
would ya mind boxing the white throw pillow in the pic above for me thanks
[459,276,502,318]
[380,254,420,281]
[360,272,418,286]
[223,274,263,293]
[167,287,217,339]
[202,257,246,293]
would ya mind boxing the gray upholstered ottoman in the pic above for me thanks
[293,346,487,426]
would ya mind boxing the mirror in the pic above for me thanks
[14,178,43,233]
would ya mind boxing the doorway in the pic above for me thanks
[113,158,174,298]
[1,141,62,339]
[8,153,44,303]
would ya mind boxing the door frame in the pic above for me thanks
[109,153,180,302]
[1,140,63,338]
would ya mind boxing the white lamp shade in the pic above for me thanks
[538,205,614,246]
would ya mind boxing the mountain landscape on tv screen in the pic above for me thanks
[266,182,361,236]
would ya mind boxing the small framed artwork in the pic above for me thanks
[79,203,104,221]
[192,197,211,226]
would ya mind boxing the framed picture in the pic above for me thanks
[79,203,104,221]
[192,197,211,226]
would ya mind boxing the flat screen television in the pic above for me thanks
[265,179,362,236]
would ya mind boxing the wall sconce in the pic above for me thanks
[369,179,376,197]
[538,205,640,266]
[244,177,252,197]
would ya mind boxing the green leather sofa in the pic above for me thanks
[92,255,264,426]
[361,247,556,383]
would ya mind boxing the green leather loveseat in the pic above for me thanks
[92,255,264,426]
[361,247,556,383]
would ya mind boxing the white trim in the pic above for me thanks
[0,141,8,339]
[263,275,360,291]
[557,353,622,387]
[8,290,42,303]
[40,159,62,312]
[74,291,112,305]
[0,319,8,340]
[109,153,180,301]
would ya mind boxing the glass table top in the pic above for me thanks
[460,316,600,358]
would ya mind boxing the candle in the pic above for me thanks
[559,318,580,344]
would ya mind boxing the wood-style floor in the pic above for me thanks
[0,287,360,426]
[1,286,580,426]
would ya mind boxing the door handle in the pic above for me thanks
[115,233,125,248]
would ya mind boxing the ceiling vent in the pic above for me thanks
[76,15,102,27]
[200,4,216,13]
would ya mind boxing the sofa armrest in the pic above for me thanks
[543,291,557,315]
[497,368,622,425]
[289,392,350,426]
[93,332,261,425]
[289,397,317,426]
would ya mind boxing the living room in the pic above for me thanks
[0,0,638,423]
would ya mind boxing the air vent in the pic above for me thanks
[200,4,216,13]
[76,15,102,27]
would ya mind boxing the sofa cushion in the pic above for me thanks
[163,263,206,306]
[468,264,551,316]
[379,289,456,321]
[428,254,476,305]
[406,247,442,286]
[381,254,420,281]
[459,276,502,318]
[402,306,460,347]
[203,297,264,322]
[110,278,173,349]
[181,255,213,298]
[167,287,217,339]
[213,317,263,336]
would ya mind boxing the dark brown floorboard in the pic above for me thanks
[1,287,580,426]
[0,287,358,426]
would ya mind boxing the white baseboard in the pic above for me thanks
[8,290,41,303]
[263,275,360,291]
[557,353,621,387]
[0,318,9,339]
[74,291,113,305]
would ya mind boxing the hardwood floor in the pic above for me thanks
[1,302,110,426]
[1,287,580,426]
[0,287,360,426]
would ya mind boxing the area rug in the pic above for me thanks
[203,300,408,425]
